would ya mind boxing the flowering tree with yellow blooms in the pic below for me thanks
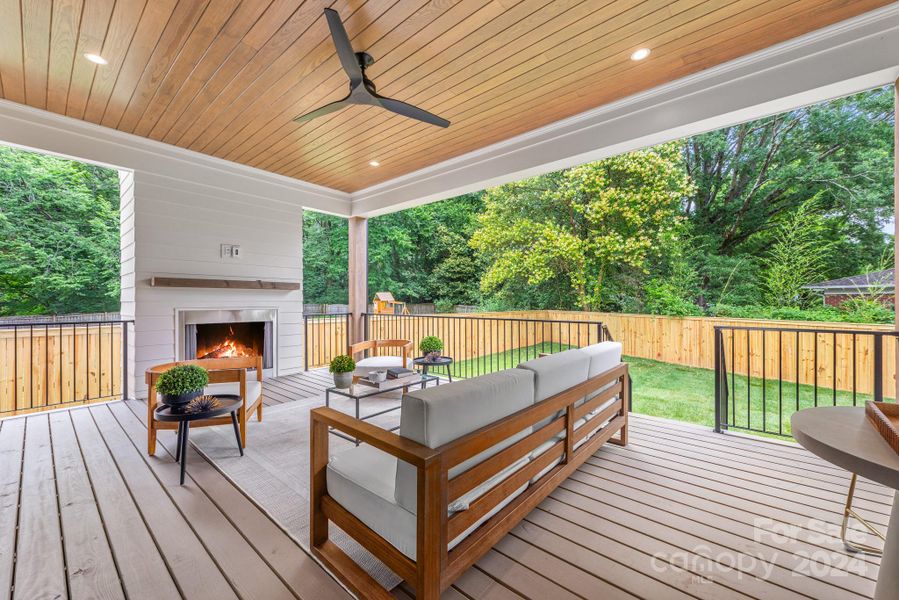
[470,143,694,311]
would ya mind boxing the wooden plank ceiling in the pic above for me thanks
[0,0,891,192]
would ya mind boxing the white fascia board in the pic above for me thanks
[0,100,352,216]
[349,3,899,217]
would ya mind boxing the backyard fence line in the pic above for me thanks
[303,309,896,398]
[0,320,132,416]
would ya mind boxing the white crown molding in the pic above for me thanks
[350,3,899,216]
[0,99,352,215]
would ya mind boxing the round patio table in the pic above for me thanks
[792,406,899,600]
[154,394,243,485]
[413,356,453,382]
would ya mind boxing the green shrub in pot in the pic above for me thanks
[156,364,209,408]
[419,336,444,361]
[329,354,356,389]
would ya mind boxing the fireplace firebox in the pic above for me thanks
[178,309,276,371]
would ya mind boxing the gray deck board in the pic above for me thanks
[0,370,890,600]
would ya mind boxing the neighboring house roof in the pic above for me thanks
[803,269,894,294]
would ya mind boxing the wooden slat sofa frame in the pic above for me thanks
[310,361,629,599]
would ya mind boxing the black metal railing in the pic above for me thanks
[714,325,898,436]
[0,319,133,415]
[360,312,610,379]
[304,312,352,370]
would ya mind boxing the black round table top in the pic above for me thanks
[413,356,453,366]
[154,394,242,422]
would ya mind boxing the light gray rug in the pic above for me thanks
[188,391,409,590]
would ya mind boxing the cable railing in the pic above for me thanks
[714,324,898,437]
[0,319,133,415]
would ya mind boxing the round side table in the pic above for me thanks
[792,406,899,600]
[154,394,243,485]
[413,356,453,382]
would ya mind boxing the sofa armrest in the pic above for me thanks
[311,407,439,468]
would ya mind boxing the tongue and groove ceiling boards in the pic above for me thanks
[0,0,891,192]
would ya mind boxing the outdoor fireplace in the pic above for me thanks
[178,309,276,371]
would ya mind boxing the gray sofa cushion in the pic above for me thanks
[328,443,528,560]
[518,349,591,429]
[394,368,535,514]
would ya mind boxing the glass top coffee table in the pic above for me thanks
[325,373,439,444]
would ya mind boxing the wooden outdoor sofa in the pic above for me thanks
[310,342,628,599]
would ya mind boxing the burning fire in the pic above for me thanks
[198,326,257,359]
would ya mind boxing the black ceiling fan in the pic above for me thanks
[293,8,450,128]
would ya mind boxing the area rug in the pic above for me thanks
[187,392,407,590]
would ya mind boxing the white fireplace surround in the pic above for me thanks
[176,308,278,376]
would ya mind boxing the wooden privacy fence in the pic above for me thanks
[304,309,897,397]
[0,320,130,415]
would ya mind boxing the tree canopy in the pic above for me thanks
[0,146,120,315]
[304,86,894,323]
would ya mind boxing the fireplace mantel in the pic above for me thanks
[150,277,300,290]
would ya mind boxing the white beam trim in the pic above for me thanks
[350,3,899,217]
[0,99,352,216]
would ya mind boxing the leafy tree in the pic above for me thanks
[762,199,837,307]
[302,211,348,305]
[0,146,119,315]
[471,143,694,310]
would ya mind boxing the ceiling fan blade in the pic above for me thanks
[374,95,450,128]
[293,97,353,124]
[324,8,363,85]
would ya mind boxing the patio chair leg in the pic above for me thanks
[256,401,263,422]
[239,407,247,448]
[842,473,885,555]
[148,424,157,455]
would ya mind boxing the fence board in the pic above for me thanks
[0,324,123,416]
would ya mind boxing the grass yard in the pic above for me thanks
[449,344,882,439]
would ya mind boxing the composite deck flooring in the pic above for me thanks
[0,369,890,599]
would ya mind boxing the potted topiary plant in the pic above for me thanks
[156,364,209,408]
[329,354,356,389]
[419,336,444,362]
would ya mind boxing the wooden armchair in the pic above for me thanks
[145,356,263,455]
[348,339,413,375]
[311,353,628,599]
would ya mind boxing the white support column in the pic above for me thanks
[348,216,368,345]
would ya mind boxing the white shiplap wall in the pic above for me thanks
[0,100,351,397]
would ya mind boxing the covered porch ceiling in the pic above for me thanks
[1,1,899,218]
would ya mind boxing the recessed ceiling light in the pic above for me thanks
[630,48,651,61]
[369,160,380,167]
[84,53,108,65]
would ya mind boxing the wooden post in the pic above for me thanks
[348,216,368,346]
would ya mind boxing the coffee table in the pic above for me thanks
[325,373,438,444]
[792,406,899,599]
[154,394,243,485]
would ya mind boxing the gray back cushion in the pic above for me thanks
[394,368,535,513]
[517,349,591,428]
[581,342,622,378]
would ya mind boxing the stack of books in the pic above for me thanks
[357,367,420,389]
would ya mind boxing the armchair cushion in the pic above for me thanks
[354,355,408,377]
[394,368,535,514]
[204,380,263,406]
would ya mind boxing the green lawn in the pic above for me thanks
[448,344,882,438]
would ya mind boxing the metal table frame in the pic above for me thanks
[325,374,439,444]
